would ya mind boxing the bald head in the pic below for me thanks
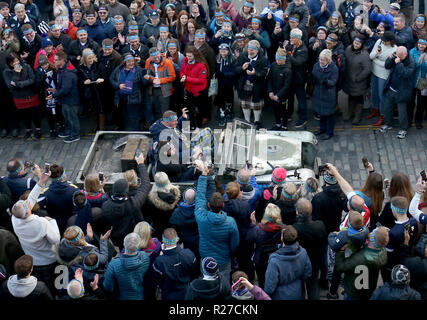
[396,46,407,60]
[349,195,364,213]
[184,188,196,204]
[67,279,83,299]
[296,198,312,216]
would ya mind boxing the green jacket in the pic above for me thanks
[335,247,387,300]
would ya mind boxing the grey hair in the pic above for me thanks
[14,3,25,11]
[237,168,251,184]
[319,49,332,62]
[124,233,141,252]
[11,202,27,219]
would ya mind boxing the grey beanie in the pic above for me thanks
[113,179,129,196]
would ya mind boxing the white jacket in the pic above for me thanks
[370,39,397,80]
[12,184,60,266]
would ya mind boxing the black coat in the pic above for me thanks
[0,181,12,231]
[399,244,427,299]
[153,245,197,300]
[185,276,230,300]
[51,33,72,53]
[68,39,101,67]
[120,43,149,67]
[383,55,416,103]
[19,33,41,68]
[99,164,151,248]
[311,61,339,116]
[223,198,252,240]
[267,61,292,101]
[378,202,395,229]
[285,42,309,85]
[268,198,297,226]
[0,228,24,276]
[3,62,39,100]
[235,52,269,103]
[311,184,347,233]
[293,216,327,269]
[0,279,52,300]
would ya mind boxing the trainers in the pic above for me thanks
[58,132,68,138]
[33,129,41,140]
[379,125,392,133]
[313,113,320,120]
[24,130,32,139]
[64,136,80,143]
[397,130,407,139]
[295,120,307,128]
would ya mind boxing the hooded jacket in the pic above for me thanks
[195,175,240,265]
[223,197,252,240]
[54,237,108,267]
[370,282,421,300]
[103,251,150,300]
[311,184,347,233]
[0,275,52,300]
[264,242,312,300]
[152,245,197,300]
[185,275,230,300]
[246,222,283,266]
[240,176,262,211]
[312,60,339,116]
[0,229,24,276]
[169,202,199,254]
[144,185,181,239]
[267,60,293,101]
[100,164,150,248]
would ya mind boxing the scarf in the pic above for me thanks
[43,68,57,109]
[118,66,136,95]
[260,222,283,233]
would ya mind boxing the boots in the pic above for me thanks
[98,114,105,131]
[352,104,363,125]
[343,99,355,121]
[373,115,385,126]
[366,108,380,119]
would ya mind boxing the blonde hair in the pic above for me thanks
[261,203,282,224]
[125,169,139,188]
[319,49,332,62]
[133,221,152,249]
[80,48,97,66]
[64,226,87,246]
[84,173,101,193]
[280,182,299,201]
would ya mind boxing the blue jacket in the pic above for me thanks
[152,245,197,300]
[53,62,80,105]
[370,11,394,31]
[195,175,240,265]
[370,282,421,300]
[311,61,339,116]
[103,251,150,300]
[394,26,414,50]
[240,176,263,212]
[264,242,312,300]
[86,21,107,45]
[100,17,116,39]
[409,47,427,88]
[307,0,336,27]
[384,54,416,102]
[41,180,79,232]
[2,174,36,204]
[169,202,199,255]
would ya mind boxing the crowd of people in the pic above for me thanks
[0,0,426,302]
[0,0,425,142]
[0,151,426,301]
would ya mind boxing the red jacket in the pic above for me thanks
[179,57,208,96]
[34,48,58,69]
[66,21,78,40]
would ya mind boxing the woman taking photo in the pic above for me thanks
[409,36,427,129]
[368,31,397,126]
[311,49,339,140]
[179,44,209,129]
[78,48,105,132]
[3,53,42,139]
[110,53,151,131]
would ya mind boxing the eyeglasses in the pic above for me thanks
[99,11,107,14]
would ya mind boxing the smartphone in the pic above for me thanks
[24,161,34,168]
[421,170,427,182]
[44,163,50,174]
[231,278,242,292]
[99,172,104,181]
[135,148,141,158]
[318,164,329,175]
[362,156,369,169]
[246,160,253,170]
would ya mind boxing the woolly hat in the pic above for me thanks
[154,171,171,189]
[247,39,260,50]
[149,10,159,18]
[201,257,219,277]
[42,36,53,48]
[323,173,337,185]
[290,28,303,39]
[381,31,395,42]
[271,168,287,184]
[391,264,410,285]
[112,179,129,196]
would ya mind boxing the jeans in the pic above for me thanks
[371,74,387,114]
[305,267,320,300]
[125,103,142,131]
[218,261,231,292]
[320,114,335,136]
[420,0,425,14]
[383,90,408,130]
[62,104,80,138]
[295,85,308,122]
[415,91,427,124]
